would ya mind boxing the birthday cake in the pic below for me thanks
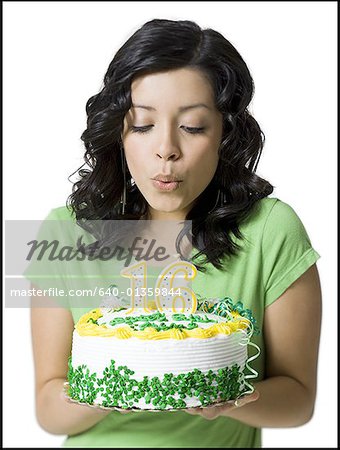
[66,297,259,410]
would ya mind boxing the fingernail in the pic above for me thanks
[234,399,243,407]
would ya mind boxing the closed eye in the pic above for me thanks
[130,126,152,134]
[182,126,205,134]
[130,126,205,134]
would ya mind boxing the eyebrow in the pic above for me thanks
[131,103,211,112]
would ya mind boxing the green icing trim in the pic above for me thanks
[67,358,245,410]
[98,295,259,334]
[87,317,99,325]
[101,311,218,332]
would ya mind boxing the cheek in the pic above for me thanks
[189,147,219,179]
[124,146,147,177]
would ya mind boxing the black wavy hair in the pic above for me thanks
[67,18,274,271]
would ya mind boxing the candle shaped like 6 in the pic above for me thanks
[155,261,197,314]
[120,261,197,314]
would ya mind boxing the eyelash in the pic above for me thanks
[130,126,205,135]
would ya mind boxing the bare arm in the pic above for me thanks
[31,285,114,436]
[187,264,322,427]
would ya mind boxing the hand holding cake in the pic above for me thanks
[185,390,260,420]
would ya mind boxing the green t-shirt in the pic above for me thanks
[26,197,320,448]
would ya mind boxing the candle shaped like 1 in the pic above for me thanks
[120,261,151,314]
[155,261,198,314]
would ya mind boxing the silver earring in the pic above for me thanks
[220,190,227,207]
[120,145,127,215]
[120,185,126,215]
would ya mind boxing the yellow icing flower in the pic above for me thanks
[75,308,250,340]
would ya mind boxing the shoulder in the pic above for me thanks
[241,196,305,230]
[44,205,76,222]
[262,197,303,222]
[260,197,309,238]
[239,196,312,246]
[33,205,77,243]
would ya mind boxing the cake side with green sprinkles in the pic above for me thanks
[67,358,244,410]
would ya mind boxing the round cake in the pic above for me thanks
[67,299,258,410]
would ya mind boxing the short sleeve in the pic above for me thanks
[261,199,320,307]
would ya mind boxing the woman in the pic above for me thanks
[30,19,321,448]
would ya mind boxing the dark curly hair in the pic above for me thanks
[67,18,273,272]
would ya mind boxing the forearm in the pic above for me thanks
[225,376,315,428]
[36,378,111,436]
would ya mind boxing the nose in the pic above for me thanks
[155,128,181,161]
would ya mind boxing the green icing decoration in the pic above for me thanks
[87,317,99,325]
[104,311,217,332]
[98,295,260,335]
[197,296,260,335]
[67,357,246,409]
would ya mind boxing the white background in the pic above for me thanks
[3,1,337,448]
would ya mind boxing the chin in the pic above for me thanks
[148,198,187,214]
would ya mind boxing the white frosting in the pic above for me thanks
[72,330,246,376]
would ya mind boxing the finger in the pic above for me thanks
[204,402,234,410]
[242,391,260,403]
[185,407,202,415]
[249,390,260,401]
[115,408,132,414]
[233,391,260,408]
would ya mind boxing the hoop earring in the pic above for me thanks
[120,145,127,215]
